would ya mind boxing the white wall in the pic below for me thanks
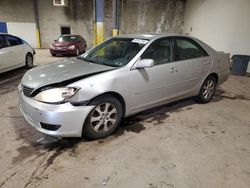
[183,0,250,56]
[7,22,38,48]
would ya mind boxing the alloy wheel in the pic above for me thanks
[26,54,33,68]
[202,79,215,100]
[90,103,118,133]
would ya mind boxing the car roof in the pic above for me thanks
[115,33,188,40]
[0,33,18,37]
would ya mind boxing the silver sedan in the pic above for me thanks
[18,34,230,139]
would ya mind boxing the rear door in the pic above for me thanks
[0,35,12,71]
[172,37,210,95]
[5,35,25,66]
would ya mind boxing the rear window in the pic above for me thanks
[5,35,23,46]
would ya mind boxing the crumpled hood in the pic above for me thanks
[21,58,114,89]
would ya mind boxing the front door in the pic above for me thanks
[128,37,182,112]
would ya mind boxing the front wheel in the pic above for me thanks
[76,48,80,56]
[197,76,217,103]
[25,53,33,68]
[83,45,87,53]
[83,95,123,140]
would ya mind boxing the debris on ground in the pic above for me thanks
[84,176,89,181]
[102,176,110,185]
[36,136,60,145]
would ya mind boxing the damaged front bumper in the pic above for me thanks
[18,85,95,137]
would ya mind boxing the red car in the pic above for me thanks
[50,35,87,56]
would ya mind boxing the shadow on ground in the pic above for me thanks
[0,68,28,95]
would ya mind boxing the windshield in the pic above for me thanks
[78,38,148,67]
[57,36,79,42]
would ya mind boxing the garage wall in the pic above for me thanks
[0,0,185,49]
[120,0,185,34]
[6,22,37,48]
[0,0,34,23]
[0,0,38,48]
[183,0,250,56]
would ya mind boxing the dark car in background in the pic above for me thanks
[50,35,87,56]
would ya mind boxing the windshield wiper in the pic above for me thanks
[77,56,97,64]
[102,63,120,67]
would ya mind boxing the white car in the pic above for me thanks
[0,33,35,74]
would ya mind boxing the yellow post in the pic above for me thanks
[95,0,104,45]
[112,29,118,36]
[36,29,41,48]
[96,22,104,45]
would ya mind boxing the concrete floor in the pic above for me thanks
[0,49,250,188]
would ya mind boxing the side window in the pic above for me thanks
[0,36,9,49]
[141,38,172,65]
[5,35,23,46]
[175,38,208,61]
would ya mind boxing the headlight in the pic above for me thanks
[68,45,75,50]
[34,87,80,104]
[50,44,54,48]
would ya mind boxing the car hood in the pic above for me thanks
[21,58,114,89]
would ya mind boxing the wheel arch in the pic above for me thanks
[26,52,33,57]
[89,91,126,118]
[208,72,219,83]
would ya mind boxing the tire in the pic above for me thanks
[25,53,33,68]
[76,48,80,56]
[83,45,87,53]
[51,53,56,57]
[83,95,123,140]
[197,76,217,103]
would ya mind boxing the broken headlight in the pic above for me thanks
[34,87,80,104]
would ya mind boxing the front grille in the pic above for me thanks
[22,85,34,97]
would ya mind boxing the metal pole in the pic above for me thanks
[33,0,41,48]
[95,0,104,44]
[112,0,120,36]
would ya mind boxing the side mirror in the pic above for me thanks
[134,59,154,69]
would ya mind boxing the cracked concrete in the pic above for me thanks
[0,50,250,188]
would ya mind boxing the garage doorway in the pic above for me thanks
[60,26,71,35]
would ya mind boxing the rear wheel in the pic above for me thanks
[197,76,217,103]
[25,53,33,68]
[83,95,123,140]
[83,45,87,53]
